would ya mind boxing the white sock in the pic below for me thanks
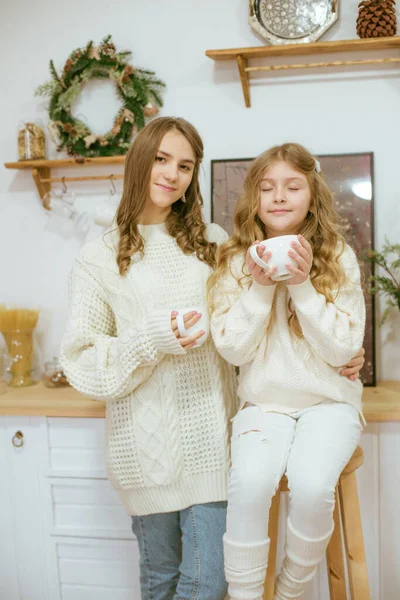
[274,519,333,599]
[224,535,270,600]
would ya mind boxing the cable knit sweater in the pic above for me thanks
[60,223,237,516]
[210,244,365,417]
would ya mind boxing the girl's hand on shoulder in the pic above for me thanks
[339,347,365,381]
[246,241,277,287]
[286,234,313,286]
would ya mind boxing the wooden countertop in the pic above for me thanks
[0,381,400,421]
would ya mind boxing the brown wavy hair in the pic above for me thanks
[115,117,217,275]
[208,143,347,336]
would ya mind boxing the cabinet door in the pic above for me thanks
[0,416,49,600]
[0,416,19,600]
[45,417,141,600]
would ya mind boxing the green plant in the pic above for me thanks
[366,239,400,324]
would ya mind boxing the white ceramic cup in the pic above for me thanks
[249,234,299,282]
[175,306,209,347]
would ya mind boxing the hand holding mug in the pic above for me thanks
[249,235,298,282]
[285,235,313,286]
[171,308,208,350]
[246,242,277,286]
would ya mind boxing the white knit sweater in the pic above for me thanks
[60,223,237,516]
[210,244,365,416]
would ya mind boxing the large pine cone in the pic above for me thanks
[357,0,397,38]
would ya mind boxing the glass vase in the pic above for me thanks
[1,329,41,387]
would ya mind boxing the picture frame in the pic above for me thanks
[211,152,376,386]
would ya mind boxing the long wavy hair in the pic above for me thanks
[208,143,347,336]
[115,117,217,275]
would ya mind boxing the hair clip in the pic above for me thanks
[314,158,321,173]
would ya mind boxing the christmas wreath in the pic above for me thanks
[35,35,165,157]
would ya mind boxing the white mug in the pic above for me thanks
[249,234,299,281]
[175,306,209,347]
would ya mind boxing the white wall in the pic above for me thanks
[1,0,399,375]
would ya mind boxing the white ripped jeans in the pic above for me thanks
[224,402,362,600]
[227,401,362,542]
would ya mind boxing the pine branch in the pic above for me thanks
[85,40,93,57]
[49,60,62,85]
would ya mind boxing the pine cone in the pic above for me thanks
[357,0,397,38]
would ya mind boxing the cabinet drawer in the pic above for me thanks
[57,538,140,600]
[49,478,132,539]
[47,418,107,475]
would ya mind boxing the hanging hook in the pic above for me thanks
[109,174,116,196]
[61,177,68,194]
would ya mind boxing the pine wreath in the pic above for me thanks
[35,35,165,157]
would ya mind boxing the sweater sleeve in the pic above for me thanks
[60,259,185,401]
[210,254,276,366]
[287,245,366,367]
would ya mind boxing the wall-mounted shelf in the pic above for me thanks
[206,36,400,107]
[4,156,126,206]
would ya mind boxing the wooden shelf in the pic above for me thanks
[4,156,126,205]
[0,380,399,421]
[205,36,400,107]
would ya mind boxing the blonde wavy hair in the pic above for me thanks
[115,117,217,275]
[208,143,347,336]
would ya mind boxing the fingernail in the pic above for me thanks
[196,313,202,317]
[172,311,178,316]
[200,330,205,335]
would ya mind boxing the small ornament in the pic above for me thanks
[143,103,159,117]
[84,134,98,148]
[356,0,397,38]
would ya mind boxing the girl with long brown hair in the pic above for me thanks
[61,117,236,600]
[208,143,366,600]
[61,124,365,600]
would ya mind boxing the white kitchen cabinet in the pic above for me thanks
[0,416,49,600]
[0,415,140,600]
[1,414,400,599]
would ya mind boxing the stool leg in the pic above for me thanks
[338,472,370,600]
[326,492,347,599]
[263,491,280,600]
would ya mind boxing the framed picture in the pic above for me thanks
[211,153,376,386]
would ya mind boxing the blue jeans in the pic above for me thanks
[131,502,227,600]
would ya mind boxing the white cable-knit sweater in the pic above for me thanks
[60,223,237,516]
[210,244,366,416]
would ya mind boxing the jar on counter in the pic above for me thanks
[18,122,46,160]
[43,357,70,388]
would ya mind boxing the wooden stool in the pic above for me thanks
[263,446,370,600]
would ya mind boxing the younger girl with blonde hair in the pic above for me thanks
[208,142,366,600]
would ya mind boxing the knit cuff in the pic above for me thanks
[242,280,276,314]
[146,310,186,356]
[287,277,318,308]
